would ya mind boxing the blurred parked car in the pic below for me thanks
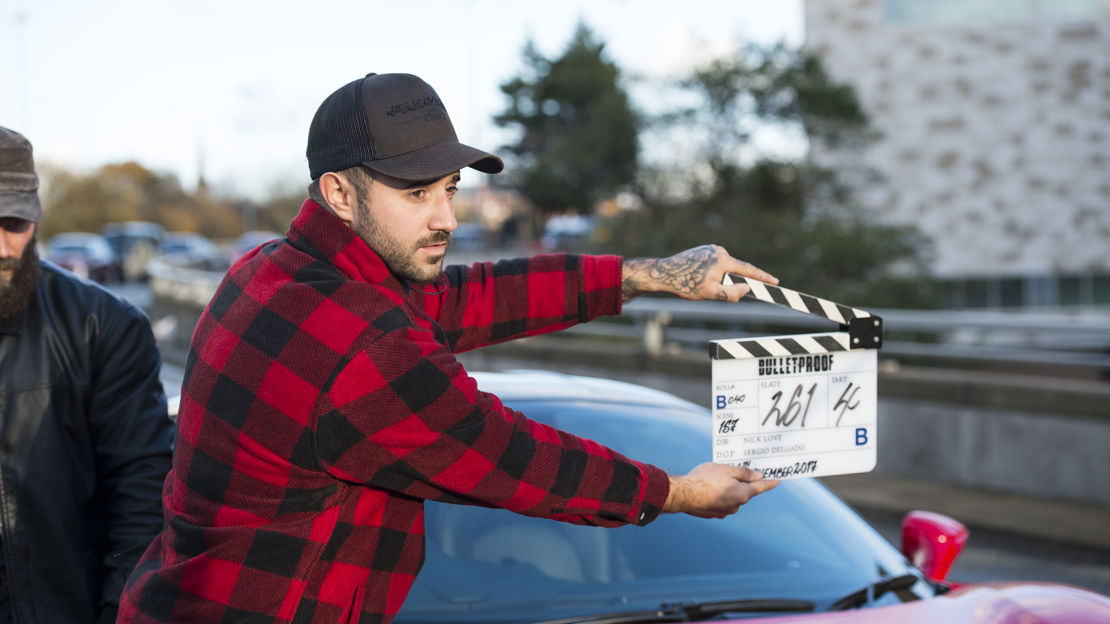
[158,232,225,271]
[540,215,595,252]
[46,232,123,283]
[394,371,1110,623]
[102,221,164,281]
[451,222,487,251]
[229,230,282,263]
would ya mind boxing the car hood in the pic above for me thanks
[712,582,1110,624]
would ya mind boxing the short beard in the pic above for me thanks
[349,170,450,284]
[0,236,40,322]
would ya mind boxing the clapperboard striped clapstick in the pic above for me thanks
[712,274,884,359]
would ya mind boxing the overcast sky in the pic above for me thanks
[1,0,803,199]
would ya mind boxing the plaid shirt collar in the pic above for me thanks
[288,199,405,292]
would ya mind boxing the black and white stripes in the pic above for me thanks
[724,273,874,325]
[711,331,851,360]
[713,275,884,359]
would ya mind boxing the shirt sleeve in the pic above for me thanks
[428,254,623,353]
[315,321,669,528]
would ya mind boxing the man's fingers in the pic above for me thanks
[671,463,780,518]
[730,465,780,496]
[718,283,750,303]
[747,478,780,495]
[723,257,779,286]
[729,465,765,482]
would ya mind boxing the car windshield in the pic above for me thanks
[399,398,926,623]
[50,243,92,254]
[49,239,111,258]
[162,237,210,253]
[161,241,191,252]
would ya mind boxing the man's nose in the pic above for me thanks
[430,193,457,232]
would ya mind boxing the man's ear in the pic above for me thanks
[318,171,357,226]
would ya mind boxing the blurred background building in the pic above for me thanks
[804,0,1110,308]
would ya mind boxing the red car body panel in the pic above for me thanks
[716,582,1110,623]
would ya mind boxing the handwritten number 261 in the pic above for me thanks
[762,383,816,428]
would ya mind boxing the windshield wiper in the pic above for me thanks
[672,598,817,620]
[826,573,920,611]
[533,598,817,624]
[531,605,686,624]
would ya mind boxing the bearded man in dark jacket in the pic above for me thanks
[0,126,175,623]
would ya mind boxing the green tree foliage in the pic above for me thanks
[603,43,936,308]
[39,162,169,237]
[39,162,251,241]
[495,22,639,217]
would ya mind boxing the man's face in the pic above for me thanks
[0,217,35,286]
[0,217,39,319]
[348,169,460,283]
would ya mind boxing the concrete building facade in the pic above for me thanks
[804,0,1110,308]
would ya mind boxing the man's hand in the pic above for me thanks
[663,463,779,519]
[621,244,778,302]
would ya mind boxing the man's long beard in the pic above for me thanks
[0,238,40,322]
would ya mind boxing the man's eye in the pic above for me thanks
[0,218,32,233]
[446,185,458,194]
[410,189,426,199]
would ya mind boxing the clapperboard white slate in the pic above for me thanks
[710,275,884,479]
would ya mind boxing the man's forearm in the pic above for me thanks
[662,474,699,514]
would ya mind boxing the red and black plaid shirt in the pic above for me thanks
[120,200,670,623]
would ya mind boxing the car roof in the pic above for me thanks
[167,371,700,425]
[102,221,165,236]
[238,230,282,240]
[49,232,108,244]
[469,370,701,410]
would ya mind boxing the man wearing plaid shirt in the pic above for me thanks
[120,73,779,623]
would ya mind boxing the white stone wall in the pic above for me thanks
[804,0,1110,279]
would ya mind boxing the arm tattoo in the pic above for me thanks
[623,245,716,299]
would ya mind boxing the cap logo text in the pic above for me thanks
[385,96,446,118]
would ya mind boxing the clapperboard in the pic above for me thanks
[710,275,883,479]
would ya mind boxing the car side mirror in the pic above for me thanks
[901,510,969,583]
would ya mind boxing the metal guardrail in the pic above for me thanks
[146,259,1110,376]
[618,297,1110,338]
[580,298,1110,375]
[147,258,223,308]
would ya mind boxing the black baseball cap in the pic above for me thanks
[306,73,503,181]
[0,126,42,223]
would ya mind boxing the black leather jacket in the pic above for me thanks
[0,261,174,623]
